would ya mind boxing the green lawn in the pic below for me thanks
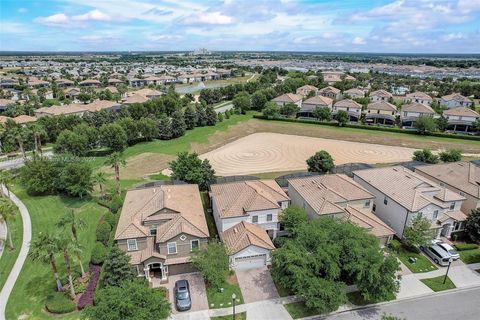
[6,186,107,320]
[207,280,244,309]
[284,302,318,319]
[211,311,246,320]
[394,247,437,273]
[0,205,22,291]
[459,249,480,264]
[420,275,456,292]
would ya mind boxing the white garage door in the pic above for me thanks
[234,254,266,270]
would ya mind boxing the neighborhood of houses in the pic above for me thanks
[113,160,478,284]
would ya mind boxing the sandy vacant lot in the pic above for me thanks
[199,132,417,176]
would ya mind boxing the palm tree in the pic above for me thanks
[29,232,64,292]
[58,234,76,299]
[28,124,46,156]
[0,198,16,250]
[0,170,13,198]
[105,152,126,194]
[92,171,107,196]
[56,210,87,277]
[12,126,28,161]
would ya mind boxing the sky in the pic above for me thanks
[1,0,480,53]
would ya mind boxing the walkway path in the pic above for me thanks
[0,221,6,260]
[0,186,31,320]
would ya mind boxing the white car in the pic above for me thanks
[433,240,460,260]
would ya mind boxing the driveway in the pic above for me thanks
[236,267,279,303]
[164,272,209,314]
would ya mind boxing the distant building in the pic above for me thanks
[439,93,473,109]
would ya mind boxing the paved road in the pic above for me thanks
[0,151,53,170]
[321,286,480,320]
[0,186,31,320]
[215,102,234,114]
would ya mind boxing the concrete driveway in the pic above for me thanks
[236,267,279,303]
[164,272,209,314]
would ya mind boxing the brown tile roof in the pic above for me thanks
[210,180,289,218]
[0,99,15,107]
[370,89,393,98]
[345,206,395,238]
[83,100,119,112]
[334,99,362,109]
[289,174,374,216]
[222,221,275,254]
[122,93,149,104]
[443,107,479,117]
[296,85,318,92]
[115,184,209,241]
[13,115,37,124]
[439,210,468,222]
[108,78,123,83]
[401,102,435,114]
[272,93,302,103]
[303,95,333,106]
[319,86,341,94]
[441,93,472,103]
[344,88,365,96]
[367,101,397,112]
[127,237,166,264]
[79,79,101,85]
[415,162,480,198]
[35,104,87,116]
[353,166,465,212]
[405,92,433,101]
[135,88,163,97]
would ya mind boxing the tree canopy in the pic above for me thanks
[306,150,334,174]
[169,152,216,191]
[191,241,230,290]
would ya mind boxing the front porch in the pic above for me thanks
[435,211,468,239]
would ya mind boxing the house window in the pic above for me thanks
[433,210,439,219]
[149,227,157,236]
[404,112,407,117]
[167,242,177,254]
[267,214,273,222]
[383,197,388,205]
[127,239,138,251]
[460,192,465,196]
[191,239,200,251]
[364,200,371,207]
[449,202,455,210]
[372,204,376,212]
[252,216,258,223]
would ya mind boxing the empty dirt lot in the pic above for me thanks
[200,132,417,176]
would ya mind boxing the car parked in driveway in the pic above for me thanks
[174,280,191,311]
[433,240,460,260]
[421,242,452,266]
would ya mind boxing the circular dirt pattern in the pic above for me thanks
[199,132,417,176]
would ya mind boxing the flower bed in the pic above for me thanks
[78,264,101,310]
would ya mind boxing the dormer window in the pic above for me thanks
[149,227,157,236]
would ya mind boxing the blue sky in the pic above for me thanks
[1,0,479,53]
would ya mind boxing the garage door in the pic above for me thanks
[234,254,266,270]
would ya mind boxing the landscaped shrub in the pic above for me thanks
[389,239,402,253]
[78,264,102,310]
[454,243,479,251]
[459,250,480,264]
[90,242,107,265]
[45,292,76,314]
[104,212,116,227]
[96,221,112,245]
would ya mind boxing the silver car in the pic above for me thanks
[433,240,460,260]
[421,243,452,266]
[174,280,192,311]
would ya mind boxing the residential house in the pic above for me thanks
[27,78,50,88]
[0,99,15,113]
[271,93,302,107]
[401,102,436,128]
[122,93,149,105]
[333,99,362,122]
[107,78,124,86]
[115,184,209,282]
[404,92,433,106]
[344,88,365,99]
[443,107,479,133]
[365,101,398,125]
[415,162,480,215]
[79,79,101,88]
[55,79,74,87]
[129,78,148,87]
[0,78,19,89]
[288,174,394,246]
[321,72,352,85]
[64,88,81,101]
[83,100,121,113]
[318,86,342,100]
[353,166,467,239]
[440,93,473,109]
[12,115,37,126]
[34,104,88,118]
[299,96,333,117]
[135,88,163,99]
[210,180,290,269]
[369,90,393,102]
[296,85,318,97]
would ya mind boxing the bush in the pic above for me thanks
[389,239,402,253]
[96,222,112,245]
[104,212,116,227]
[273,236,288,248]
[45,292,76,314]
[90,242,107,265]
[454,243,479,251]
[78,264,102,310]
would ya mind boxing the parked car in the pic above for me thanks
[174,280,192,311]
[421,243,452,266]
[433,240,460,260]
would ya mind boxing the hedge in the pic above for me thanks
[454,243,479,251]
[90,242,107,265]
[104,212,116,227]
[253,115,480,142]
[45,292,76,314]
[96,221,112,245]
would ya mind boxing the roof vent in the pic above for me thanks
[233,227,238,233]
[153,188,156,193]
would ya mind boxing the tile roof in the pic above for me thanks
[345,206,395,238]
[13,115,37,124]
[222,221,275,254]
[122,93,149,104]
[441,93,472,103]
[405,91,433,101]
[401,102,435,114]
[367,101,397,112]
[127,237,166,264]
[344,88,365,96]
[370,89,393,98]
[443,107,479,117]
[35,104,87,116]
[210,180,289,218]
[83,100,119,112]
[115,184,209,241]
[319,86,341,94]
[415,162,480,198]
[353,166,465,212]
[334,99,362,109]
[272,93,302,103]
[303,95,333,106]
[288,174,374,216]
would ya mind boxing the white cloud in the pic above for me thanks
[34,9,111,27]
[182,11,234,25]
[352,37,366,45]
[74,9,111,22]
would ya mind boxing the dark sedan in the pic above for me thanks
[174,280,191,311]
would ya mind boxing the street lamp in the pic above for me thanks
[443,257,453,284]
[232,293,236,320]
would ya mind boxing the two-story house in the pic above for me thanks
[369,89,393,102]
[344,88,366,99]
[298,95,333,117]
[333,99,363,122]
[271,93,303,108]
[353,166,467,239]
[318,86,342,100]
[439,93,473,109]
[288,174,394,246]
[415,162,480,215]
[365,101,398,126]
[296,84,318,97]
[400,102,436,128]
[210,180,289,269]
[443,107,479,133]
[404,92,433,106]
[114,184,210,283]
